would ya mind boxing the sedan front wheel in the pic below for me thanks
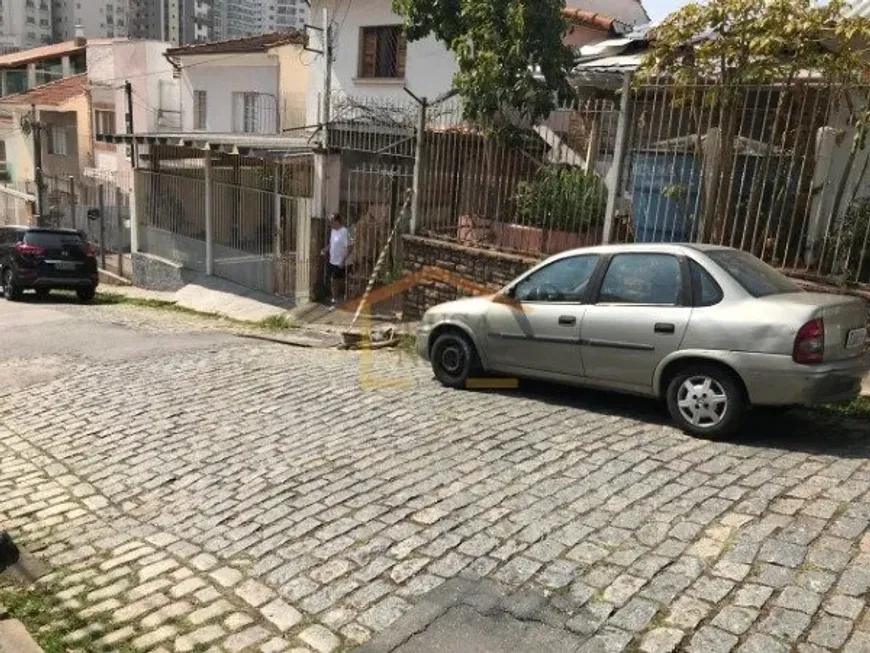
[666,364,745,439]
[431,332,481,389]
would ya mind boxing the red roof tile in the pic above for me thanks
[0,74,88,107]
[165,31,305,57]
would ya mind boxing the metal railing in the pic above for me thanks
[329,82,870,287]
[136,154,313,297]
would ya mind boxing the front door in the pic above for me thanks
[484,254,601,377]
[580,252,691,391]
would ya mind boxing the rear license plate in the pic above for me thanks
[846,327,867,349]
[54,261,76,271]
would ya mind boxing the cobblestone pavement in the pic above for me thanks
[2,300,870,652]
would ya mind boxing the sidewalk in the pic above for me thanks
[102,274,293,324]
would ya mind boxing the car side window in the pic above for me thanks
[513,255,600,303]
[598,253,682,305]
[690,260,723,307]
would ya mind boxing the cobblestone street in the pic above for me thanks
[2,298,870,652]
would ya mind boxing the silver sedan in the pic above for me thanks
[416,244,870,438]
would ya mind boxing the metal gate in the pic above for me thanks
[338,162,413,311]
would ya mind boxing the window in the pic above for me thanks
[598,254,682,305]
[358,25,406,79]
[193,90,207,130]
[94,110,115,135]
[706,249,799,298]
[690,260,723,307]
[232,92,274,133]
[48,125,68,156]
[513,255,600,303]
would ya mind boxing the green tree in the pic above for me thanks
[392,0,574,123]
[638,0,870,250]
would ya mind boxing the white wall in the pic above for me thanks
[87,40,177,178]
[308,0,457,124]
[179,54,280,132]
[307,0,649,125]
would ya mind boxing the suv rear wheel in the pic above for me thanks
[666,364,746,439]
[77,286,95,303]
[2,269,21,301]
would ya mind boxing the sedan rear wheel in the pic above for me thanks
[431,332,481,389]
[666,365,745,439]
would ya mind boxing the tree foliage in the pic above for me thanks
[640,0,870,89]
[392,0,574,123]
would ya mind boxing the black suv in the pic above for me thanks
[0,226,99,302]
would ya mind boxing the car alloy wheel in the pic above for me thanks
[676,375,728,428]
[666,364,745,439]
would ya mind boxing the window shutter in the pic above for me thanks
[360,27,377,77]
[396,31,407,78]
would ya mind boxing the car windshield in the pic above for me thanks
[707,249,801,297]
[25,231,85,249]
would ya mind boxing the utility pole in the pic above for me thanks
[322,7,332,150]
[124,80,136,167]
[25,105,46,223]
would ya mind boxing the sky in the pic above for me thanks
[643,0,695,22]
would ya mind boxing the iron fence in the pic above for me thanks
[331,81,870,287]
[137,153,313,297]
[36,172,133,279]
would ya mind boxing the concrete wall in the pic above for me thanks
[275,43,310,130]
[88,40,177,178]
[180,53,280,132]
[0,110,34,183]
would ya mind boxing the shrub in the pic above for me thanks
[514,166,607,231]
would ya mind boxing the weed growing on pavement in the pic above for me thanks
[0,576,134,653]
[96,292,300,333]
[813,396,870,419]
[258,314,299,330]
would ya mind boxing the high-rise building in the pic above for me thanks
[0,0,54,53]
[263,0,307,33]
[224,0,260,39]
[51,0,129,41]
[128,0,216,45]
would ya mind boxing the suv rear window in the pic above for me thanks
[706,249,800,297]
[24,231,86,249]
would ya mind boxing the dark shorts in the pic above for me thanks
[326,263,346,281]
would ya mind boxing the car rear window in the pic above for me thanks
[706,249,800,297]
[24,231,86,249]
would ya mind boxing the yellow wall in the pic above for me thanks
[274,44,310,130]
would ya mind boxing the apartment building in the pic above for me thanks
[51,0,129,41]
[0,0,53,53]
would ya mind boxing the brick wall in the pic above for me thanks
[403,235,538,319]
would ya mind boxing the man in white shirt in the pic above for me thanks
[321,214,353,306]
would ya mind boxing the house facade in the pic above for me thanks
[306,0,649,124]
[166,32,309,135]
[0,38,176,185]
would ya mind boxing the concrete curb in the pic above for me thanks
[0,619,44,653]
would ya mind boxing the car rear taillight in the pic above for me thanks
[86,243,97,257]
[793,318,825,364]
[14,242,46,256]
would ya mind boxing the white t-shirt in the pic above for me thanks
[329,226,351,267]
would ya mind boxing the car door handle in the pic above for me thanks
[654,323,675,334]
[558,315,577,326]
